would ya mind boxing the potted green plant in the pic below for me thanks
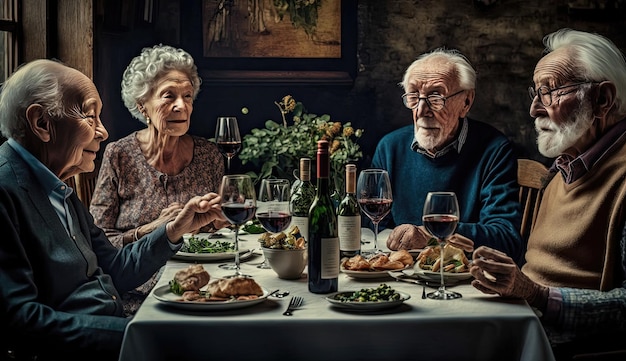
[239,95,364,199]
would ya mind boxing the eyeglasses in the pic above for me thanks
[401,89,465,111]
[528,82,596,107]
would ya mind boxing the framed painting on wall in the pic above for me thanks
[179,0,356,85]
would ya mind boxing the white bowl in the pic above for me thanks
[262,247,307,280]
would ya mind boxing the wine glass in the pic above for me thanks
[218,174,257,277]
[422,191,461,300]
[215,116,242,174]
[256,178,292,269]
[356,169,393,255]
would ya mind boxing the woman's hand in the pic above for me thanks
[386,224,431,250]
[470,246,548,308]
[165,193,225,242]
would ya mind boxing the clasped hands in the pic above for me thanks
[164,193,226,243]
[386,224,474,252]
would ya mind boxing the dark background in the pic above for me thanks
[94,0,626,173]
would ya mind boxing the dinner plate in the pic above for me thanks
[325,291,411,311]
[406,266,473,284]
[152,285,270,311]
[341,265,411,279]
[172,248,253,262]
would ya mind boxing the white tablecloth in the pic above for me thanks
[119,229,555,361]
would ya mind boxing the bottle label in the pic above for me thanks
[338,215,361,251]
[321,237,339,279]
[290,216,309,242]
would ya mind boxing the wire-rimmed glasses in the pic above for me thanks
[401,89,465,111]
[527,81,597,107]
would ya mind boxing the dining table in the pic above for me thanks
[118,228,555,361]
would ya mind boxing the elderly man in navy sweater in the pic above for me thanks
[372,48,522,261]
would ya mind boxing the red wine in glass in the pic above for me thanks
[222,203,256,225]
[217,141,242,159]
[256,212,292,233]
[422,214,459,240]
[358,198,392,223]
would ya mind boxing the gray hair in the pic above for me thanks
[0,59,69,141]
[121,44,201,124]
[400,48,476,91]
[543,28,626,116]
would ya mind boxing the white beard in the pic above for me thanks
[535,101,594,158]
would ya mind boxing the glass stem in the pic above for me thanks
[439,241,446,292]
[226,156,232,174]
[373,222,379,253]
[234,225,241,276]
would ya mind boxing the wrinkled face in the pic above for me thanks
[530,48,595,158]
[49,68,108,180]
[141,70,194,137]
[406,57,469,152]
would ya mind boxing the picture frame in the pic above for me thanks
[179,0,356,86]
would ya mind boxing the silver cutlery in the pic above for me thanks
[268,289,290,298]
[282,296,304,316]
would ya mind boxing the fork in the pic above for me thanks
[282,296,304,316]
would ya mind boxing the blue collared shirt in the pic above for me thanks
[7,138,75,237]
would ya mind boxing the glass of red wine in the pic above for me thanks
[218,174,257,277]
[422,191,461,300]
[215,116,242,174]
[256,178,292,269]
[356,169,393,255]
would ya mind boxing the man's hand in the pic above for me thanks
[470,246,548,308]
[165,193,225,243]
[386,224,431,250]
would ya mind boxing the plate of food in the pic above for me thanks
[325,284,410,311]
[410,244,473,283]
[153,265,269,311]
[340,250,414,279]
[172,234,251,261]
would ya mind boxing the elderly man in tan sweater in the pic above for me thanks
[470,28,626,360]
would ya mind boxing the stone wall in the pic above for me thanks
[353,0,626,163]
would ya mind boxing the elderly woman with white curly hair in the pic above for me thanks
[90,44,225,316]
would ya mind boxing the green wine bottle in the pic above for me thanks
[338,164,361,258]
[290,158,315,243]
[308,140,339,294]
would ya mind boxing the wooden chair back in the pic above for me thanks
[517,159,549,240]
[73,159,101,208]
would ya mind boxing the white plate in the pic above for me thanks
[325,291,411,311]
[341,264,411,279]
[406,266,473,284]
[152,285,270,311]
[172,248,253,262]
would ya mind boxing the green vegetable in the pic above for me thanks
[335,284,402,303]
[181,237,236,254]
[242,220,265,234]
[169,279,184,295]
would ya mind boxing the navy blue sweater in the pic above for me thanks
[371,119,523,260]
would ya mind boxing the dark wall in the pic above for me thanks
[94,0,626,173]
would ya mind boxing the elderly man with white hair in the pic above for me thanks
[471,28,626,359]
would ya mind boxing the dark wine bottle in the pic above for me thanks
[338,164,361,258]
[290,158,315,243]
[308,140,339,294]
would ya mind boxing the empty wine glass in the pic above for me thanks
[218,174,257,277]
[215,116,242,174]
[256,178,292,269]
[356,169,393,255]
[422,191,461,300]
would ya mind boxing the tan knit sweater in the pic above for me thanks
[522,136,626,291]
